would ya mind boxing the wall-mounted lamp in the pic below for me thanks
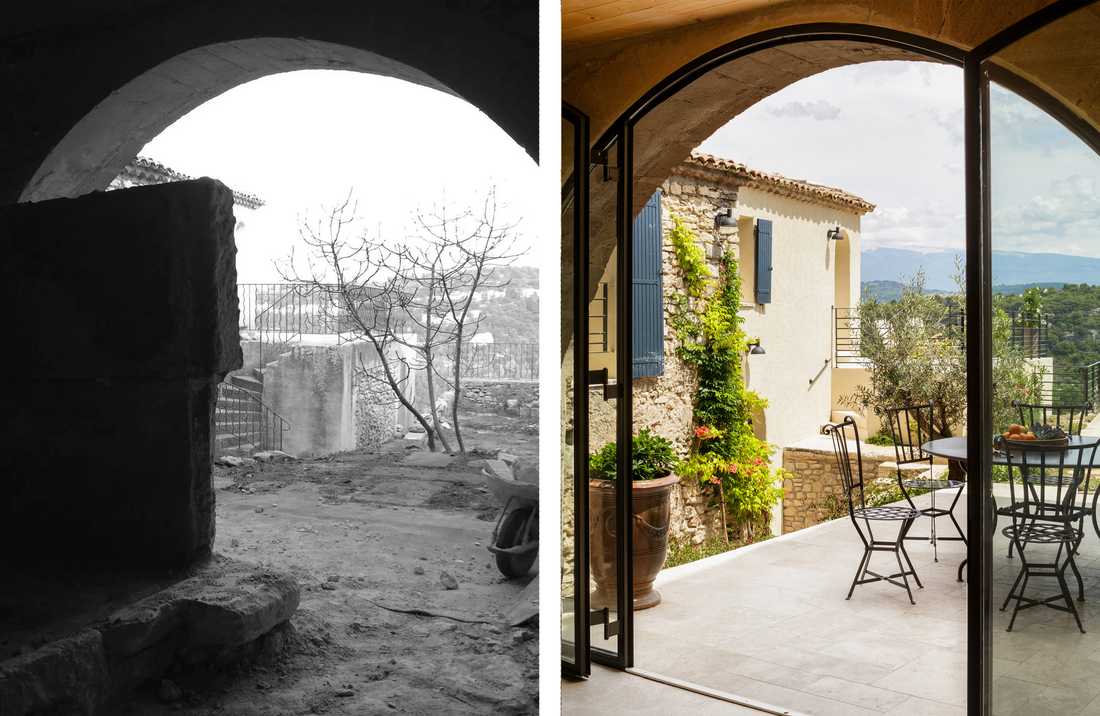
[826,226,844,241]
[747,339,766,355]
[715,208,737,236]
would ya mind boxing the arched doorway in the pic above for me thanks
[562,5,1100,715]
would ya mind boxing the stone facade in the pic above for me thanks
[781,436,898,533]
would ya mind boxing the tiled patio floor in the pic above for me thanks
[588,485,1100,715]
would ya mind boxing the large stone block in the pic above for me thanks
[1,378,218,567]
[0,180,241,568]
[0,179,241,379]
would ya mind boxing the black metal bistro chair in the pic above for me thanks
[1013,400,1092,437]
[883,403,966,563]
[1003,401,1093,560]
[999,439,1099,633]
[823,416,922,604]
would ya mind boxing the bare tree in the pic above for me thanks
[410,188,521,452]
[279,188,522,453]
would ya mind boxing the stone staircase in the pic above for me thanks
[215,368,288,457]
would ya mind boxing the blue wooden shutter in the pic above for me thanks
[755,218,773,304]
[633,191,664,378]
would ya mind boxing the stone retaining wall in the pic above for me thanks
[781,436,898,532]
[460,379,539,417]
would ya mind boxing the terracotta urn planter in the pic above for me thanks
[589,473,680,610]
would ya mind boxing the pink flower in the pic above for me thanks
[725,463,739,474]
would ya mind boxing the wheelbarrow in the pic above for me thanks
[483,459,539,578]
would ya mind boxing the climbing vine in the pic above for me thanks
[666,216,783,542]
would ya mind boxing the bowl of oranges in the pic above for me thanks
[997,423,1069,448]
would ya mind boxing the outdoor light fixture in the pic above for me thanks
[747,339,765,355]
[714,208,737,235]
[826,226,844,241]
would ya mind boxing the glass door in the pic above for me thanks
[974,3,1100,712]
[562,102,590,677]
[561,108,635,673]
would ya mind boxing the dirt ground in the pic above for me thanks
[122,412,539,715]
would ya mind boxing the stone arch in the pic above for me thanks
[1,1,537,204]
[20,39,458,203]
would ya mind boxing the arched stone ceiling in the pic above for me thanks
[563,0,1058,145]
[0,1,537,204]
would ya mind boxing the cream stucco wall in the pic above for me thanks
[735,185,863,457]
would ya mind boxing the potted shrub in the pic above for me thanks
[588,428,680,610]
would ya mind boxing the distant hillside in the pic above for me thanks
[469,265,538,343]
[862,279,1069,300]
[861,280,950,302]
[863,248,1100,292]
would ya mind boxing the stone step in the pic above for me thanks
[228,374,263,393]
[214,432,254,448]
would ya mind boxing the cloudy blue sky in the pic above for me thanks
[697,60,1100,258]
[140,70,539,282]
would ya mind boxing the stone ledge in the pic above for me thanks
[0,557,298,716]
[784,434,897,460]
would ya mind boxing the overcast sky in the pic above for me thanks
[698,60,1100,258]
[140,70,539,282]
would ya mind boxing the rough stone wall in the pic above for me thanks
[781,437,897,533]
[0,179,239,568]
[353,349,401,451]
[460,380,540,417]
[585,170,742,547]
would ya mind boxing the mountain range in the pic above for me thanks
[862,248,1100,292]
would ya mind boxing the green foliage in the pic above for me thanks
[664,533,771,569]
[996,283,1100,405]
[865,431,896,447]
[845,272,1044,437]
[667,217,782,539]
[589,428,678,481]
[1020,287,1044,324]
[667,216,709,299]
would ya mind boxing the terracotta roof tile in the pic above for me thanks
[684,151,875,214]
[117,156,265,209]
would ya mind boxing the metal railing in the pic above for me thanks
[238,283,387,363]
[833,307,863,366]
[833,305,1097,410]
[834,306,1048,364]
[458,342,539,381]
[1084,361,1100,408]
[215,382,290,455]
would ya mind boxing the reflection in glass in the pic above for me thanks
[987,7,1100,712]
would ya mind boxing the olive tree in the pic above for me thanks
[845,272,1044,446]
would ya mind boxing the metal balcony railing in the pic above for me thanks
[833,306,1096,408]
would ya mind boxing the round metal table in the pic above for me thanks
[921,436,1100,582]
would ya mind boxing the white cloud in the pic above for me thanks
[697,60,1100,260]
[765,99,841,121]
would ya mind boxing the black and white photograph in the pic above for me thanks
[0,3,538,715]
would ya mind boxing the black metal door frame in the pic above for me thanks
[571,2,1100,710]
[562,101,591,679]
